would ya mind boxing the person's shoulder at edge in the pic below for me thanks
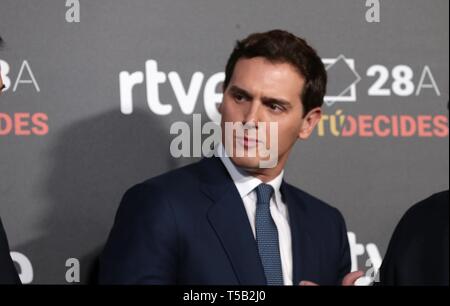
[407,190,449,214]
[396,190,449,231]
[374,190,449,286]
[0,218,21,284]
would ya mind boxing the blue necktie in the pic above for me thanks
[255,183,284,285]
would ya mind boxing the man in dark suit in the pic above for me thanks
[0,35,21,284]
[377,190,449,286]
[99,30,359,285]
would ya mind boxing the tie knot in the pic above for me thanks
[256,183,274,205]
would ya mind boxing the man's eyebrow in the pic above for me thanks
[229,85,293,107]
[261,96,292,107]
[228,85,253,98]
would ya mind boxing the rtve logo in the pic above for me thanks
[119,60,224,123]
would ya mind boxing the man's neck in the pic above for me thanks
[216,142,288,183]
[240,162,285,183]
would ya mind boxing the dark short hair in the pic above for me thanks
[223,29,327,116]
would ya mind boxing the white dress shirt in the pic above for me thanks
[215,143,293,285]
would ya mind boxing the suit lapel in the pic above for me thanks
[198,157,267,285]
[281,181,320,285]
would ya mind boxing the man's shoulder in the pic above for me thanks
[411,190,449,213]
[399,190,449,229]
[125,159,205,197]
[283,182,344,221]
[115,159,208,216]
[143,159,203,186]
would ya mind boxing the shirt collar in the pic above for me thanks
[215,142,285,209]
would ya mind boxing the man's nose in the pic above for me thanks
[242,101,262,128]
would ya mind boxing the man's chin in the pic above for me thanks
[229,156,263,170]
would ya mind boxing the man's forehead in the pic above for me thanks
[230,59,305,98]
[232,57,304,81]
[236,56,303,74]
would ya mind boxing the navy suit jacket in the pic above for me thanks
[99,156,351,285]
[378,190,449,285]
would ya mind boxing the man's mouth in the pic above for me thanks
[235,136,262,149]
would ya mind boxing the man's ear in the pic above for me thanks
[298,107,322,140]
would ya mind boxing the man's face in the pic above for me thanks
[219,57,322,171]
